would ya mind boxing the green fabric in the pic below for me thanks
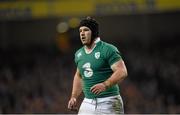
[75,40,122,99]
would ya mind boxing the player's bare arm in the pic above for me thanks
[68,68,82,110]
[90,59,127,95]
[107,59,128,86]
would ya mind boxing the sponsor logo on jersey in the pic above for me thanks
[95,52,100,59]
[77,52,82,58]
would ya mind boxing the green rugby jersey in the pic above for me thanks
[75,39,122,99]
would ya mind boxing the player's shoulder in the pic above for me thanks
[101,41,118,51]
[75,47,84,58]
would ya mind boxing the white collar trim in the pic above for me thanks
[84,37,101,54]
[95,37,101,43]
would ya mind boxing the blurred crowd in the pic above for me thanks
[0,46,76,113]
[0,35,180,113]
[121,35,180,113]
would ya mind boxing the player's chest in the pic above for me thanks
[77,51,106,71]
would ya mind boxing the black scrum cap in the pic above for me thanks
[79,16,99,39]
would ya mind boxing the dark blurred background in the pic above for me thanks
[0,0,180,114]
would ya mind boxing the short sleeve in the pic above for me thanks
[105,44,122,66]
[74,53,78,66]
[74,50,79,66]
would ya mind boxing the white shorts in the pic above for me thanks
[78,95,124,114]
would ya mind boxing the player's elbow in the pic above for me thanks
[120,67,128,80]
[124,69,128,79]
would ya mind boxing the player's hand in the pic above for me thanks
[68,97,78,111]
[90,83,106,95]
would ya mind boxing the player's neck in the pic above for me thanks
[85,41,95,49]
[84,37,100,54]
[85,42,96,53]
[85,37,99,49]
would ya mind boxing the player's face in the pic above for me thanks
[79,26,92,46]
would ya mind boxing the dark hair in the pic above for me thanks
[79,16,99,39]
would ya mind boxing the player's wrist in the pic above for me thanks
[103,80,112,89]
[71,93,78,99]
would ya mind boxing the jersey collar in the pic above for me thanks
[94,37,101,43]
[84,37,101,54]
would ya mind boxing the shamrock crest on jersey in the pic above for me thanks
[95,52,100,59]
[82,62,93,77]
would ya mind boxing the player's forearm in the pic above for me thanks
[104,69,127,87]
[71,73,82,99]
[104,62,127,87]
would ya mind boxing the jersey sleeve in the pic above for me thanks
[74,51,78,66]
[105,44,122,66]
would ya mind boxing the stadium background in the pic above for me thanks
[0,0,180,113]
